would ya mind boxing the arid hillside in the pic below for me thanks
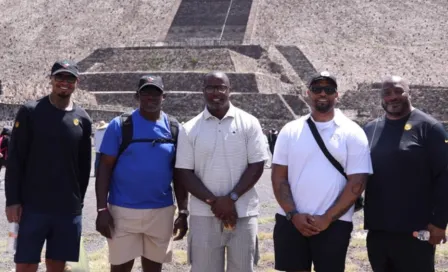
[252,0,448,93]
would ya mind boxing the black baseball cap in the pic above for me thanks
[308,71,338,88]
[137,75,164,92]
[51,60,79,78]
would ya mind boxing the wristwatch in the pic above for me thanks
[229,192,239,202]
[178,209,189,216]
[286,210,298,221]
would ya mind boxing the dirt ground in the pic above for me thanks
[0,166,447,272]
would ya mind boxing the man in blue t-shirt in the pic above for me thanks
[95,75,189,272]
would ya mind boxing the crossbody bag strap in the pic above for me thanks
[306,117,347,180]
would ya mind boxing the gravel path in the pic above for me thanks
[0,165,447,271]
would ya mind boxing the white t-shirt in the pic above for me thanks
[94,129,106,152]
[272,109,373,222]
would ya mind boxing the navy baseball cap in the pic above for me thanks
[137,75,164,92]
[51,60,79,78]
[308,71,338,88]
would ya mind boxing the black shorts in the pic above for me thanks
[367,230,435,272]
[15,210,82,264]
[273,213,353,272]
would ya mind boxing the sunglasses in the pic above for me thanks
[204,85,228,94]
[54,74,77,84]
[310,86,337,95]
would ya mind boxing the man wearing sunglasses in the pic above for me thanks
[96,75,189,272]
[5,60,92,272]
[175,71,268,272]
[271,72,373,272]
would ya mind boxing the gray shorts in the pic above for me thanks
[188,215,259,272]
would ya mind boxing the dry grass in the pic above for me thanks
[258,217,275,225]
[258,232,273,241]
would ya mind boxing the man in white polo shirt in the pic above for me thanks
[271,72,373,272]
[175,71,268,272]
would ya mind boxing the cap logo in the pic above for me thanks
[321,71,330,77]
[404,123,412,131]
[145,76,154,82]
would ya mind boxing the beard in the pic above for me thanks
[57,93,71,99]
[381,100,410,117]
[314,100,333,113]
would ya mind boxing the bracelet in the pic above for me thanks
[97,207,108,212]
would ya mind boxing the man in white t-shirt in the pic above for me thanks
[271,72,373,272]
[94,120,108,176]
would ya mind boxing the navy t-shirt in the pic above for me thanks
[100,110,175,209]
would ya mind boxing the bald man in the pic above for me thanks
[175,71,268,272]
[363,76,448,272]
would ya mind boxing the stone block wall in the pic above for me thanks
[79,72,261,93]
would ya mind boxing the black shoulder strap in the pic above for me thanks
[166,114,179,145]
[306,117,347,179]
[117,112,133,159]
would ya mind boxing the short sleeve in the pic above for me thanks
[345,124,373,175]
[99,117,121,157]
[246,117,269,164]
[272,124,290,166]
[175,124,195,170]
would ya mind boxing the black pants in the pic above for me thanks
[367,230,435,272]
[273,213,353,272]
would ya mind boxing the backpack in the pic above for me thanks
[116,112,180,166]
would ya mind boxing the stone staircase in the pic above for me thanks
[165,0,254,42]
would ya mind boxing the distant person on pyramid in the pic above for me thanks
[175,71,269,272]
[271,72,373,272]
[93,120,108,177]
[0,127,11,171]
[363,76,448,272]
[5,60,92,272]
[95,75,188,272]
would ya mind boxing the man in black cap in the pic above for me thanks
[363,75,448,272]
[96,75,188,272]
[271,71,373,272]
[5,60,92,272]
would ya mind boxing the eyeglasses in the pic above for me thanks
[310,86,337,95]
[204,85,228,94]
[54,74,77,84]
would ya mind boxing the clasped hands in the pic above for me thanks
[291,213,332,237]
[206,196,238,229]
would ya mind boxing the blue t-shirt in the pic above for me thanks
[100,110,175,209]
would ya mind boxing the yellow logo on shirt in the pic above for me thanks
[445,139,448,143]
[404,123,412,131]
[73,118,79,126]
[14,121,19,128]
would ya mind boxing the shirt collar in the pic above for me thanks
[203,102,236,120]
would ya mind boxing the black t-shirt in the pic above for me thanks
[5,96,92,215]
[363,109,448,232]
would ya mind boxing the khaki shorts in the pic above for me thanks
[107,204,175,265]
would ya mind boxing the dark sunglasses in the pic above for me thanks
[310,86,337,95]
[54,74,77,83]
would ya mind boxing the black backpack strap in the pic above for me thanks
[166,114,179,145]
[166,114,179,166]
[117,112,133,159]
[306,117,347,179]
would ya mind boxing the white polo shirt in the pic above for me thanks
[175,103,269,217]
[273,109,373,222]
